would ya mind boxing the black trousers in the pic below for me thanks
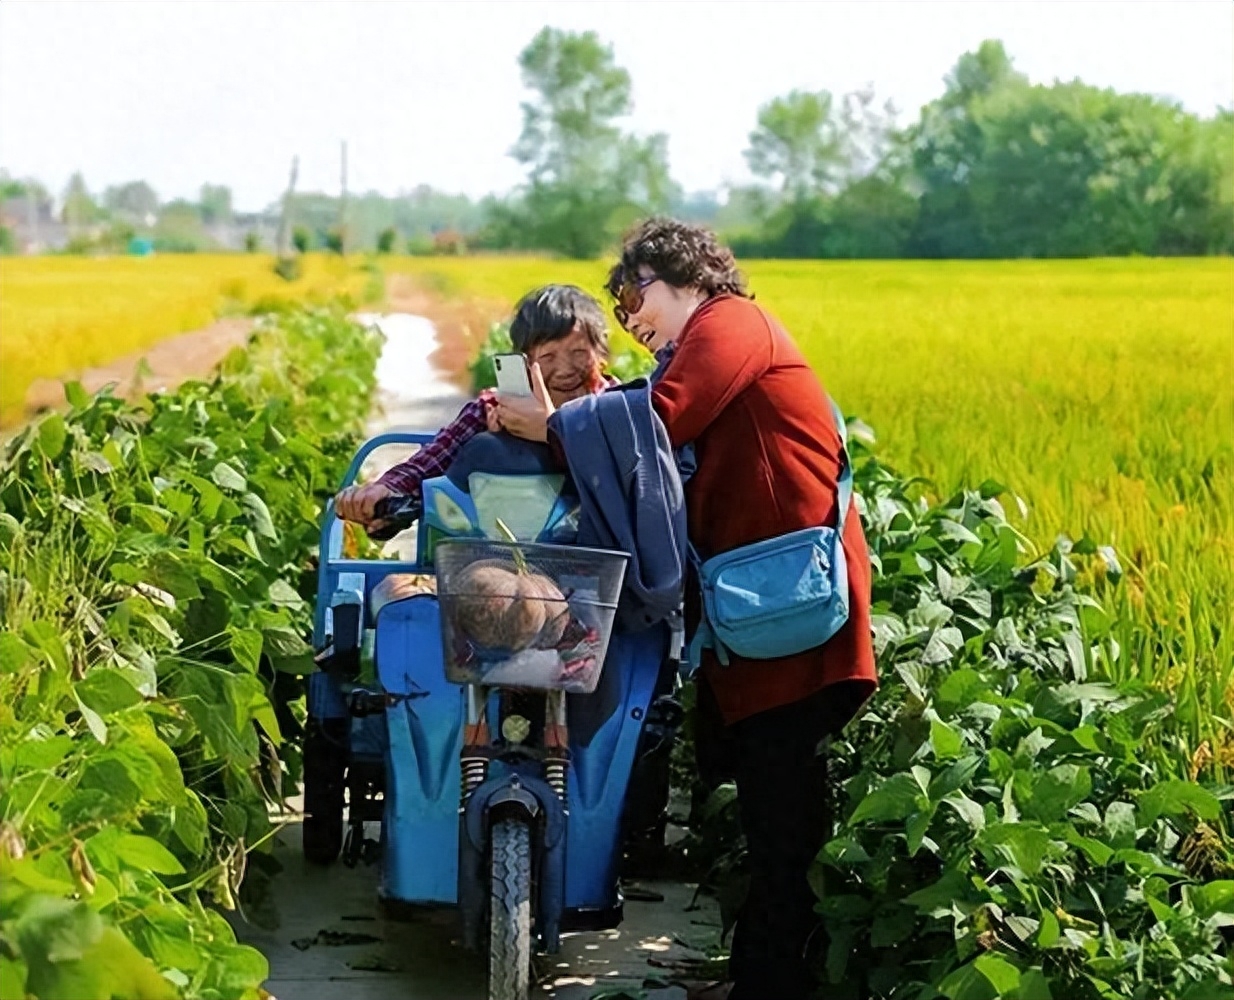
[697,681,861,1000]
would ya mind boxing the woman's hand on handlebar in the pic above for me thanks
[334,482,395,526]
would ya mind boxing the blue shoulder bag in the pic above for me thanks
[686,398,852,672]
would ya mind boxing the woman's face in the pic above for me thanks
[525,324,604,404]
[621,268,705,354]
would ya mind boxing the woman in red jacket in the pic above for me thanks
[620,218,877,1000]
[499,218,877,1000]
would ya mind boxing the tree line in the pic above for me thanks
[479,32,1232,258]
[3,32,1230,259]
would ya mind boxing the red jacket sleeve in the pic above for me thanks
[650,297,773,448]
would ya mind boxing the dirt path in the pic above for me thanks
[21,316,255,417]
[16,272,500,422]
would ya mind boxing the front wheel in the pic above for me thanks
[488,816,532,1000]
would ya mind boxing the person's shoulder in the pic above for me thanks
[686,294,772,341]
[697,293,766,324]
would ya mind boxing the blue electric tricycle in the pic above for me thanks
[303,432,679,1000]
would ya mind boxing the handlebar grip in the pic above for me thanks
[368,494,423,541]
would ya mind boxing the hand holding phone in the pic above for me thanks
[493,353,533,396]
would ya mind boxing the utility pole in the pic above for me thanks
[275,155,299,258]
[338,140,348,255]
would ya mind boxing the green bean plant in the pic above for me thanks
[0,305,381,999]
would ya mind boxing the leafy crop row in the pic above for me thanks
[0,306,381,998]
[815,432,1234,999]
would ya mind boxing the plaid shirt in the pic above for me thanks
[377,376,621,497]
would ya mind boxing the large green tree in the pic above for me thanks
[907,39,1233,257]
[500,27,677,258]
[907,40,1026,257]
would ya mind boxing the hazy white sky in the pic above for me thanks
[1,0,1230,211]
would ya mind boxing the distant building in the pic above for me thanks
[1,195,68,253]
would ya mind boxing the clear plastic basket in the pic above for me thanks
[434,539,629,693]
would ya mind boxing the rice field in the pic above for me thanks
[385,255,1234,749]
[0,253,372,425]
[1,252,1228,746]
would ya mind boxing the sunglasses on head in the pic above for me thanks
[612,273,659,329]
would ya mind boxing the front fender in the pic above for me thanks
[462,773,565,851]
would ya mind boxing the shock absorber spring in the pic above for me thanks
[544,756,568,803]
[460,756,488,807]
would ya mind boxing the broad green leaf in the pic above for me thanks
[923,626,964,665]
[980,823,1056,879]
[272,652,316,675]
[1191,880,1234,920]
[0,956,26,998]
[76,667,144,715]
[15,734,73,771]
[930,754,983,800]
[1027,765,1091,823]
[974,954,1021,995]
[906,804,937,855]
[850,772,926,825]
[1137,779,1220,825]
[36,413,67,460]
[1004,915,1039,942]
[1064,829,1113,867]
[75,695,108,744]
[943,791,986,831]
[113,833,186,875]
[146,552,203,602]
[23,620,70,675]
[8,855,76,895]
[262,625,311,658]
[213,945,269,994]
[937,519,982,546]
[173,791,209,855]
[64,380,91,408]
[180,472,224,518]
[52,926,178,1000]
[938,960,996,1000]
[211,461,247,491]
[13,895,102,964]
[243,492,278,539]
[936,670,988,713]
[931,719,964,760]
[1035,909,1060,948]
[229,629,263,672]
[268,578,303,608]
[1103,801,1137,849]
[0,631,30,673]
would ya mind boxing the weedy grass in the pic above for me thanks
[0,254,375,426]
[386,255,1234,753]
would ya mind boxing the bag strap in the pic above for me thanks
[830,397,853,536]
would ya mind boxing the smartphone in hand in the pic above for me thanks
[493,353,533,396]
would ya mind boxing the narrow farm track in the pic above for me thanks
[230,313,716,1000]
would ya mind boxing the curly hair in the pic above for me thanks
[605,217,750,301]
